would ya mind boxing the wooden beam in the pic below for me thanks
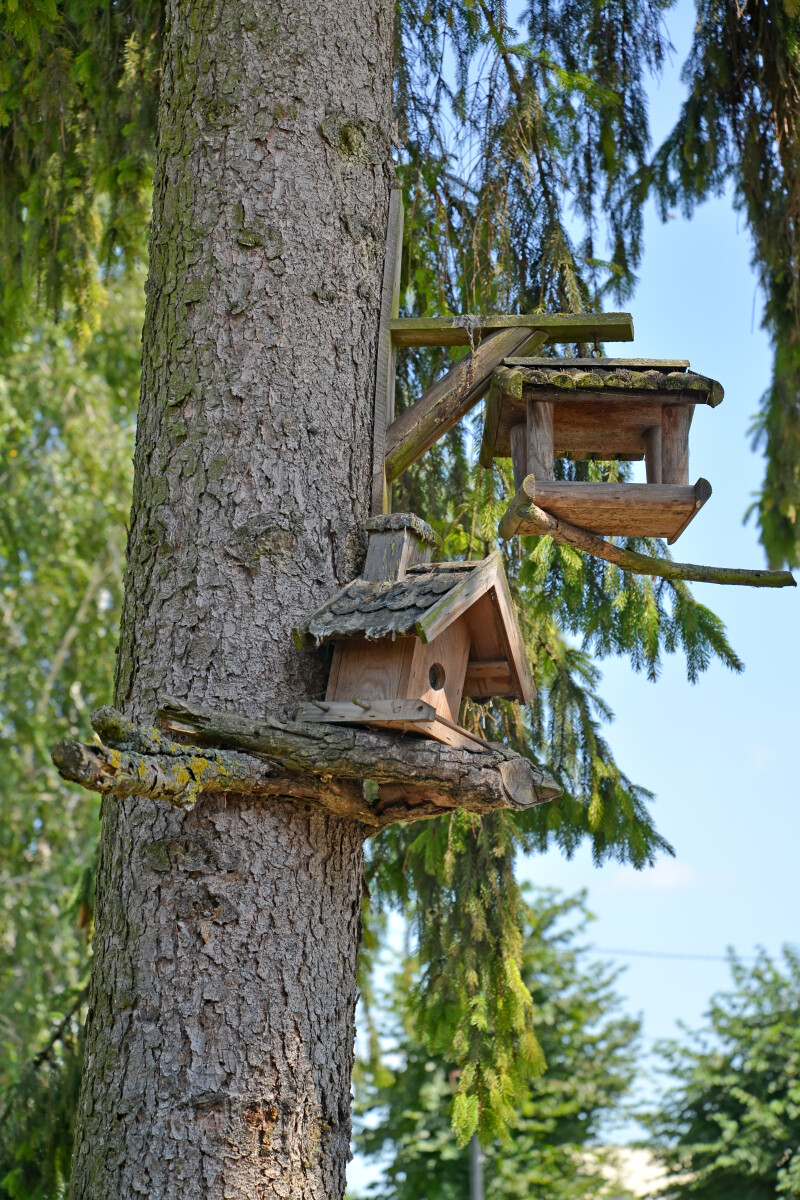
[384,327,548,483]
[371,190,404,514]
[389,312,635,347]
[495,499,797,590]
[498,476,712,542]
[505,357,690,370]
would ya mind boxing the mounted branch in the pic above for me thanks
[50,700,560,831]
[499,492,796,588]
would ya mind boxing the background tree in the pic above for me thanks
[649,0,800,569]
[644,948,800,1198]
[354,890,639,1200]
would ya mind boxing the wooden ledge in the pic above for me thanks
[499,477,712,543]
[51,701,561,831]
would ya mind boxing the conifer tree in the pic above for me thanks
[0,0,761,1195]
[354,890,640,1200]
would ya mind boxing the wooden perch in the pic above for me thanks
[500,497,796,588]
[50,700,561,831]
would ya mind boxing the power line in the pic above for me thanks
[595,948,757,963]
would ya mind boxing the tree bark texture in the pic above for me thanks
[69,0,394,1191]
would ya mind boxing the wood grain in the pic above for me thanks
[389,312,635,347]
[502,477,712,540]
[385,327,547,482]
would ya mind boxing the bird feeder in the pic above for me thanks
[480,358,724,542]
[293,514,535,751]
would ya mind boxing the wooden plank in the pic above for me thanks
[371,190,404,514]
[464,659,515,699]
[499,477,712,541]
[389,312,635,347]
[384,327,548,483]
[482,395,686,462]
[505,357,690,370]
[297,698,486,751]
[406,620,471,724]
[326,638,415,704]
[298,698,436,722]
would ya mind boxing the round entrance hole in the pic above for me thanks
[428,663,446,691]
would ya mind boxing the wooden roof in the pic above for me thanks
[481,362,724,466]
[294,552,535,705]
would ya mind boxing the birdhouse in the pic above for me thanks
[293,514,535,751]
[480,358,724,542]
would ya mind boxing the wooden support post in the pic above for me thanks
[509,423,528,491]
[384,327,549,482]
[527,400,554,480]
[661,405,692,485]
[643,425,663,484]
[371,190,404,514]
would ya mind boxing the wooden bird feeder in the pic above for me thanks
[293,514,535,751]
[480,358,724,542]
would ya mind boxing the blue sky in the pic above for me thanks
[349,0,798,1185]
[528,0,798,1053]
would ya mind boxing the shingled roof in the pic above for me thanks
[293,550,536,705]
[294,561,480,647]
[507,362,724,406]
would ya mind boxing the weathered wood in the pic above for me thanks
[510,423,528,491]
[156,698,562,811]
[371,190,405,514]
[643,425,663,484]
[505,357,690,370]
[298,697,437,722]
[299,699,482,751]
[495,498,797,589]
[385,326,548,482]
[389,312,635,347]
[51,703,563,832]
[464,659,515,699]
[482,393,701,464]
[662,404,693,485]
[498,476,712,541]
[528,400,554,479]
[362,512,438,581]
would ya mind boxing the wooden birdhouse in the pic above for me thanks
[293,514,535,751]
[480,358,724,542]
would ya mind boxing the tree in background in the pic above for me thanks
[650,0,800,569]
[645,948,800,1198]
[354,890,639,1200]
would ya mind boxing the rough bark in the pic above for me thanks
[69,0,395,1191]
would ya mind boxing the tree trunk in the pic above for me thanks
[68,0,394,1191]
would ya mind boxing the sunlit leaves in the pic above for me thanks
[645,948,800,1198]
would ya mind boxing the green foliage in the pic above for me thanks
[355,890,640,1196]
[0,272,142,1089]
[648,0,800,568]
[0,992,85,1200]
[0,0,158,342]
[644,948,800,1198]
